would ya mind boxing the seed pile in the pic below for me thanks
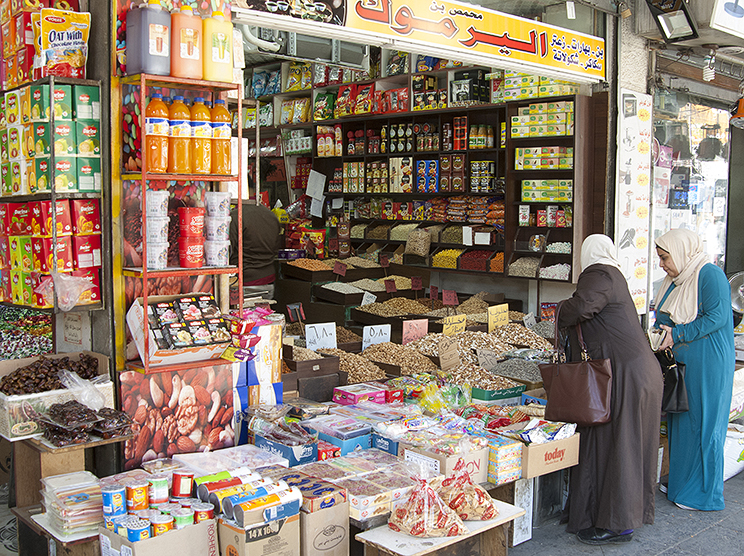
[375,275,412,290]
[508,257,540,277]
[492,359,543,384]
[321,282,366,294]
[530,320,556,339]
[443,362,520,391]
[337,327,362,343]
[509,311,526,321]
[356,302,407,317]
[390,223,421,241]
[408,332,511,364]
[290,346,323,361]
[348,279,386,292]
[318,348,386,383]
[288,259,331,271]
[490,323,553,350]
[361,342,437,376]
[343,256,381,268]
[351,224,368,238]
[367,224,392,239]
[384,297,431,315]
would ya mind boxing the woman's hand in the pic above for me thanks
[659,324,674,350]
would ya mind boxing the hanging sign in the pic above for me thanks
[333,261,347,276]
[361,292,377,305]
[442,290,459,306]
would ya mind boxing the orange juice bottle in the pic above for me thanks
[211,99,231,175]
[168,95,192,173]
[191,97,212,174]
[145,93,168,173]
[170,5,203,79]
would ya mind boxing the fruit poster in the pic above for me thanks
[615,90,652,314]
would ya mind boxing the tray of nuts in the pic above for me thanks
[281,345,341,391]
[313,282,366,306]
[283,259,335,282]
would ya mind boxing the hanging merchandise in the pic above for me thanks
[170,5,203,79]
[168,96,192,174]
[190,98,212,175]
[211,99,231,175]
[125,0,171,76]
[202,10,233,83]
[145,93,169,173]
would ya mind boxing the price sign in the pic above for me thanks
[287,302,305,323]
[361,292,377,305]
[385,279,397,293]
[439,336,461,370]
[333,261,347,276]
[523,312,537,329]
[442,314,467,336]
[411,276,423,291]
[430,285,438,301]
[380,254,390,268]
[442,289,459,306]
[305,322,337,351]
[476,349,501,372]
[488,303,509,332]
[363,324,391,351]
[402,319,429,345]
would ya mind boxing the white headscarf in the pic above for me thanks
[580,234,621,272]
[655,228,710,325]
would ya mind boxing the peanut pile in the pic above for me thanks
[318,348,386,383]
[361,342,437,376]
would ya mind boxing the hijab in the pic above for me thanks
[655,228,710,325]
[580,234,621,272]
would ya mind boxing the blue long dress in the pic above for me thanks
[655,263,735,510]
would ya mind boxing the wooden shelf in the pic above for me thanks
[122,172,239,182]
[121,73,243,92]
[122,265,238,278]
[4,192,101,202]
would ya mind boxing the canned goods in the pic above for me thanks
[150,514,174,536]
[113,515,131,536]
[104,517,116,531]
[177,497,200,508]
[157,503,181,515]
[126,518,151,542]
[102,484,127,517]
[148,475,169,507]
[126,481,150,513]
[171,507,195,529]
[171,470,195,498]
[192,502,215,522]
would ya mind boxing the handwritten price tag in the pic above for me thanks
[385,279,397,293]
[430,286,438,301]
[363,324,391,351]
[488,303,509,333]
[402,319,428,345]
[333,261,347,276]
[442,290,459,306]
[439,336,461,370]
[476,349,501,372]
[361,292,377,305]
[523,312,537,329]
[411,276,423,291]
[305,322,337,351]
[380,254,390,268]
[442,314,467,336]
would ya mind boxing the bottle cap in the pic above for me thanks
[151,93,162,99]
[215,99,226,106]
[194,97,204,103]
[180,5,193,13]
[173,95,184,101]
[212,10,224,19]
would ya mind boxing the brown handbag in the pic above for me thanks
[538,311,612,427]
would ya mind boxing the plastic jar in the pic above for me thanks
[146,190,169,217]
[178,236,204,267]
[178,206,205,236]
[146,243,169,270]
[205,216,230,241]
[146,217,170,244]
[204,191,231,216]
[204,240,229,266]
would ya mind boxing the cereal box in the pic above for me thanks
[32,235,73,272]
[76,156,100,192]
[30,199,71,237]
[72,85,99,120]
[75,120,99,156]
[53,120,74,155]
[71,234,100,269]
[70,198,100,235]
[53,156,76,191]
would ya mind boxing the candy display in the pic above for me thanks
[388,477,468,537]
[431,459,500,520]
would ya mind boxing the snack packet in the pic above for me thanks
[431,459,500,521]
[38,8,91,78]
[388,476,467,537]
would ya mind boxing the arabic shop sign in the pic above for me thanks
[348,0,604,80]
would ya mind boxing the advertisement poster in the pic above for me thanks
[615,90,652,314]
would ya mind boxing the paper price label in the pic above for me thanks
[333,261,347,276]
[384,279,397,293]
[363,324,391,351]
[380,254,390,268]
[439,336,461,370]
[442,314,467,336]
[404,450,440,474]
[523,312,537,329]
[476,348,501,371]
[361,292,377,306]
[402,319,428,344]
[430,285,438,301]
[411,276,423,291]
[305,322,337,351]
[488,303,509,332]
[442,289,458,306]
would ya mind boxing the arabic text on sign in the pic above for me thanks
[476,348,501,371]
[439,336,461,370]
[488,303,509,332]
[523,313,537,329]
[402,319,429,344]
[385,279,397,293]
[442,314,467,336]
[442,289,458,306]
[363,324,392,350]
[411,276,423,291]
[305,323,337,351]
[430,285,438,300]
[333,261,347,276]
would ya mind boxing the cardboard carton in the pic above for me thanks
[99,519,219,556]
[520,433,580,479]
[218,514,300,556]
[300,501,349,556]
[401,446,488,484]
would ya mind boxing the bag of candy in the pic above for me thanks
[431,458,500,521]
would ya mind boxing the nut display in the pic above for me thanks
[459,250,491,271]
[530,320,556,339]
[508,257,540,277]
[490,323,553,350]
[0,307,53,360]
[375,275,412,290]
[408,332,511,364]
[509,311,526,321]
[337,327,362,343]
[321,258,356,270]
[290,346,323,361]
[457,293,489,315]
[404,229,431,257]
[539,263,571,281]
[492,359,543,384]
[432,249,464,269]
[321,282,366,295]
[0,354,99,395]
[546,242,571,254]
[317,348,386,383]
[361,342,437,376]
[441,225,463,244]
[391,223,421,241]
[285,322,305,336]
[287,259,331,271]
[351,224,368,239]
[489,252,504,273]
[348,278,386,292]
[424,224,445,242]
[342,256,381,268]
[356,302,407,318]
[383,297,431,315]
[443,362,520,391]
[367,224,392,239]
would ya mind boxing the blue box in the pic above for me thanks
[371,432,399,455]
[255,435,318,467]
[521,387,547,406]
[317,431,371,456]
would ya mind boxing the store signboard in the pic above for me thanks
[711,0,744,41]
[615,90,652,315]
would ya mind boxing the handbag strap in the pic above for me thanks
[552,301,590,362]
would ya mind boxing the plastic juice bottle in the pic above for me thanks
[125,0,171,76]
[170,5,203,79]
[168,96,192,173]
[145,93,169,173]
[202,11,233,83]
[191,97,212,174]
[211,99,231,174]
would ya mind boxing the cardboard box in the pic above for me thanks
[7,125,22,160]
[70,267,100,304]
[0,163,11,196]
[371,432,399,455]
[4,91,19,126]
[316,431,371,456]
[255,434,317,467]
[75,119,99,156]
[30,199,71,237]
[29,156,50,193]
[53,120,75,155]
[521,388,547,405]
[10,235,32,271]
[70,198,100,235]
[73,84,100,120]
[77,156,101,192]
[100,519,219,556]
[71,234,101,269]
[31,272,53,309]
[219,515,300,556]
[300,501,349,556]
[10,158,28,194]
[32,235,72,272]
[332,384,385,405]
[51,84,72,120]
[53,156,76,191]
[401,446,488,484]
[0,236,8,269]
[30,83,49,121]
[0,351,113,441]
[520,432,580,479]
[32,122,50,155]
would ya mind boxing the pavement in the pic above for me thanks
[510,472,744,555]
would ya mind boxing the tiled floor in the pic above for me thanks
[0,485,16,556]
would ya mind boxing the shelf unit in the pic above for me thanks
[122,74,250,373]
[0,76,104,313]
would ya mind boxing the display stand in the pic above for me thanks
[12,505,100,556]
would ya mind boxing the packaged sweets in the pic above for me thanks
[280,100,295,125]
[37,9,91,79]
[313,93,335,121]
[431,459,499,521]
[388,477,467,537]
[163,322,194,348]
[206,318,231,343]
[335,85,355,118]
[176,296,203,321]
[196,294,221,318]
[153,302,180,326]
[354,84,375,115]
[293,98,310,123]
[186,320,213,346]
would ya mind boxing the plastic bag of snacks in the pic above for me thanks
[36,9,91,78]
[299,226,326,259]
[431,459,500,521]
[404,229,431,257]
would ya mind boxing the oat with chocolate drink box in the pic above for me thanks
[196,294,221,319]
[153,301,180,327]
[186,320,213,346]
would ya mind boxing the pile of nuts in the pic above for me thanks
[337,327,362,343]
[348,279,386,292]
[361,342,437,376]
[408,331,511,364]
[530,320,556,339]
[367,224,392,239]
[457,296,489,315]
[390,223,421,241]
[285,322,305,336]
[375,275,412,290]
[343,256,380,268]
[290,346,323,361]
[546,242,571,254]
[384,297,431,315]
[490,323,553,350]
[0,354,99,395]
[441,226,463,243]
[356,302,407,317]
[424,224,445,241]
[351,224,368,239]
[509,311,526,321]
[492,359,543,384]
[288,259,332,271]
[443,362,520,391]
[508,257,540,277]
[318,348,386,383]
[321,282,366,295]
[321,258,356,269]
[432,249,464,269]
[489,252,505,273]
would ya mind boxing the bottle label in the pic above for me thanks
[180,28,200,60]
[191,121,212,138]
[170,120,191,137]
[211,32,231,64]
[148,24,170,57]
[211,122,231,139]
[145,117,169,137]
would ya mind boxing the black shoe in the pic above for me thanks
[659,482,668,494]
[577,527,633,545]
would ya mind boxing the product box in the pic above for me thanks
[7,125,21,160]
[31,272,54,309]
[255,435,318,467]
[73,85,100,120]
[317,440,341,460]
[51,84,73,120]
[10,158,28,195]
[520,432,580,479]
[32,122,50,155]
[316,431,371,456]
[32,235,73,272]
[401,446,488,484]
[332,384,386,406]
[75,119,99,156]
[4,55,16,90]
[4,202,31,234]
[218,515,300,556]
[0,270,9,302]
[0,351,113,441]
[53,157,76,191]
[52,120,75,155]
[9,235,32,271]
[300,501,349,556]
[21,123,33,158]
[0,236,8,269]
[521,387,547,406]
[76,156,101,192]
[0,163,10,196]
[30,199,72,237]
[70,198,100,235]
[100,519,219,556]
[0,129,8,162]
[16,46,31,85]
[371,432,399,455]
[9,269,22,304]
[30,156,51,193]
[4,91,19,126]
[29,83,49,121]
[71,234,101,269]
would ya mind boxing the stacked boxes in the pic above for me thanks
[469,160,497,193]
[487,435,523,485]
[502,71,580,101]
[388,156,413,193]
[511,101,575,138]
[520,179,573,203]
[341,162,365,194]
[415,159,438,193]
[515,146,574,170]
[0,5,38,90]
[364,160,389,194]
[450,69,489,107]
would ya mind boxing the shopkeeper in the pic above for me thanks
[229,177,282,299]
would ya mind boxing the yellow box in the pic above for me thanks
[546,100,565,113]
[546,124,566,136]
[503,88,521,101]
[546,112,567,124]
[518,87,538,99]
[529,125,547,136]
[510,125,530,138]
[559,158,574,169]
[529,102,548,114]
[540,158,560,170]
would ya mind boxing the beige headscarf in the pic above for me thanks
[580,234,621,272]
[655,229,710,325]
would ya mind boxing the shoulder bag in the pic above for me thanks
[538,310,613,427]
[654,348,688,413]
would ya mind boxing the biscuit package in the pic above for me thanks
[431,458,500,521]
[388,474,467,537]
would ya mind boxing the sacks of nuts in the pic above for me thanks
[404,229,431,257]
[431,459,500,521]
[388,477,468,537]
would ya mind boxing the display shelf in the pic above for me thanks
[121,172,240,182]
[2,75,101,94]
[0,301,103,313]
[326,191,502,198]
[121,72,244,92]
[122,265,239,278]
[124,357,230,375]
[5,192,101,202]
[26,433,134,454]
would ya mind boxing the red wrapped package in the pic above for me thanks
[388,477,467,537]
[431,459,500,521]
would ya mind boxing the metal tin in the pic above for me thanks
[171,470,195,498]
[101,484,126,517]
[126,481,150,513]
[125,518,151,542]
[171,507,195,529]
[192,502,215,523]
[113,515,131,536]
[150,514,174,536]
[148,475,169,507]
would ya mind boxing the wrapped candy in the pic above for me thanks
[431,459,500,521]
[388,476,468,537]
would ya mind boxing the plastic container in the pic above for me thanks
[204,240,229,266]
[211,99,231,175]
[146,242,169,269]
[145,190,169,216]
[178,236,204,267]
[126,518,151,542]
[126,0,171,76]
[170,5,203,79]
[178,206,205,236]
[204,191,231,216]
[144,93,169,173]
[101,485,127,518]
[205,216,230,241]
[146,217,170,243]
[202,11,233,83]
[171,507,195,529]
[190,98,212,174]
[168,96,192,174]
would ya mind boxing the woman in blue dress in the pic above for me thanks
[655,228,735,511]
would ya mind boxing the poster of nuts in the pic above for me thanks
[120,363,234,470]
